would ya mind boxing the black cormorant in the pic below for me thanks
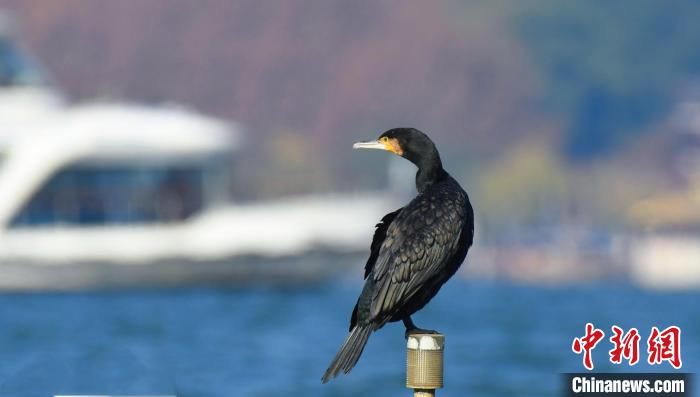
[322,128,474,383]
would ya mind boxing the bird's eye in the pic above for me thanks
[380,137,389,143]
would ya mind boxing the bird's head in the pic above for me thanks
[353,128,440,167]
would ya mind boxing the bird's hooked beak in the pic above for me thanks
[353,138,403,155]
[352,140,386,150]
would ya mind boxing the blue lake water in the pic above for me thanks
[0,278,697,397]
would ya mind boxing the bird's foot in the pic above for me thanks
[405,327,439,339]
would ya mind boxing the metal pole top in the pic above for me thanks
[406,333,445,394]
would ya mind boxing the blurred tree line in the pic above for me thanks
[4,0,699,235]
[513,0,700,159]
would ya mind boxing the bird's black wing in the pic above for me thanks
[368,191,468,320]
[350,207,402,330]
[363,208,402,279]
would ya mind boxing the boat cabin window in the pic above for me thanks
[11,164,210,226]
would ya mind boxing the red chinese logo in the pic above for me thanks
[573,324,682,370]
[609,326,640,365]
[572,323,605,370]
[647,326,682,369]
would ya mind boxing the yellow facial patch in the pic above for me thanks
[381,136,403,155]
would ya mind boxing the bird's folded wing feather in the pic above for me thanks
[368,210,463,319]
[363,208,402,279]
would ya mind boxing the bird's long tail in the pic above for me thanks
[321,325,372,383]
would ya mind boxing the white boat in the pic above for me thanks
[0,21,391,289]
[0,97,394,289]
[627,233,700,289]
[624,95,700,290]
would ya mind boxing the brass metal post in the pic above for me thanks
[406,333,444,397]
